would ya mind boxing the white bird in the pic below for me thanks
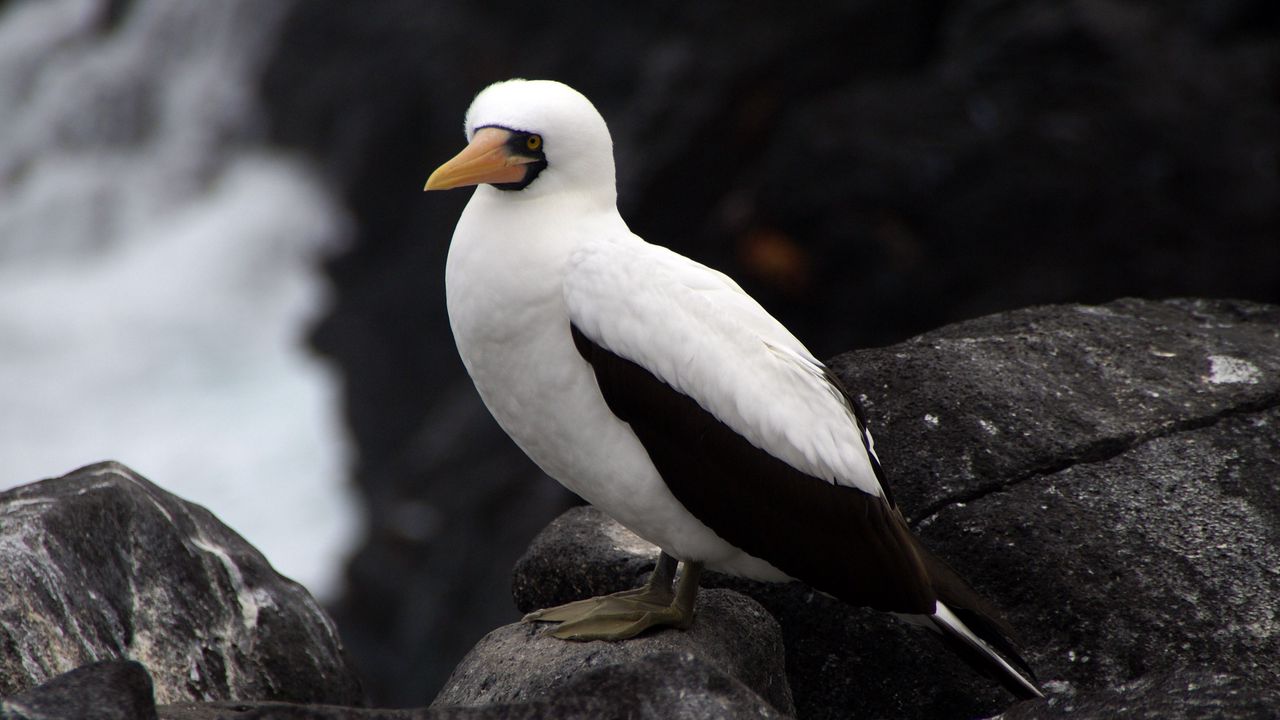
[424,78,1042,700]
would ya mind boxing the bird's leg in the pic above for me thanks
[547,559,703,641]
[523,553,704,641]
[522,551,677,624]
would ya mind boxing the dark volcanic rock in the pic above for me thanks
[158,701,426,719]
[1002,671,1280,720]
[520,652,791,720]
[920,405,1280,690]
[434,590,792,717]
[827,297,1280,517]
[0,462,363,705]
[0,660,157,720]
[158,604,791,720]
[162,652,782,720]
[514,299,1280,720]
[829,297,1280,692]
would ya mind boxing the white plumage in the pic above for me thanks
[565,236,885,498]
[443,80,878,575]
[428,78,1042,700]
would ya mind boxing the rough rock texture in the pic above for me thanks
[156,593,791,720]
[434,589,793,716]
[514,298,1280,719]
[830,298,1280,693]
[156,593,793,719]
[0,462,363,705]
[160,704,421,720]
[159,701,429,719]
[999,671,1280,720]
[828,298,1280,520]
[255,0,1280,704]
[435,651,789,720]
[0,660,157,720]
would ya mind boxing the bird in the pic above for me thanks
[424,78,1043,700]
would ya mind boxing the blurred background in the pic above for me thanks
[0,0,1276,707]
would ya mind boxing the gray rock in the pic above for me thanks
[831,298,1280,690]
[158,701,427,719]
[434,589,793,717]
[0,462,363,705]
[828,298,1280,518]
[159,640,788,719]
[530,652,792,719]
[0,660,157,720]
[1000,670,1280,720]
[513,299,1280,719]
[159,701,569,719]
[921,404,1280,689]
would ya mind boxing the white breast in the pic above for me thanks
[444,188,783,577]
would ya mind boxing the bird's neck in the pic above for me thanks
[461,185,623,259]
[445,186,628,316]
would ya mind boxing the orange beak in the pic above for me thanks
[424,127,539,190]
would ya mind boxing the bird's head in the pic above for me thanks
[424,79,616,202]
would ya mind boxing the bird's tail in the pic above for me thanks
[928,600,1043,699]
[900,541,1044,699]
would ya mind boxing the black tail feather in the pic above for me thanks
[930,602,1043,699]
[915,542,1042,699]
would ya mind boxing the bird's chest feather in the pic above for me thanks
[443,200,609,466]
[447,246,572,400]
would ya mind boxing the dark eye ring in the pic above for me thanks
[526,134,542,151]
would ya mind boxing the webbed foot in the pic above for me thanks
[523,552,703,641]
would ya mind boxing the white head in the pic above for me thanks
[425,79,616,204]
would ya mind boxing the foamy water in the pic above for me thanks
[0,0,360,599]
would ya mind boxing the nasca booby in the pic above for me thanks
[424,78,1042,700]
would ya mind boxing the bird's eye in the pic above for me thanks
[526,134,543,151]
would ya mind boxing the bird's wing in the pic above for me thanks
[564,235,934,613]
[566,235,885,496]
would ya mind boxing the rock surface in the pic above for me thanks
[999,670,1280,720]
[830,298,1280,693]
[514,298,1280,719]
[828,297,1280,519]
[434,589,793,717]
[157,591,792,720]
[0,660,157,720]
[0,462,363,705]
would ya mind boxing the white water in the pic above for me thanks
[0,0,360,599]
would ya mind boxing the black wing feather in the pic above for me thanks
[571,324,935,614]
